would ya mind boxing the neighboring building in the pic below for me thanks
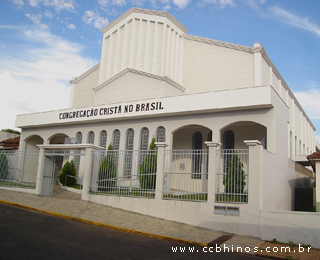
[0,136,20,150]
[16,8,317,211]
[0,131,20,143]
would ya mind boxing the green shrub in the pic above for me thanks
[99,144,117,190]
[59,160,77,186]
[139,137,157,190]
[223,153,246,194]
[0,150,9,180]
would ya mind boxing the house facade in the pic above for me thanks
[11,8,320,246]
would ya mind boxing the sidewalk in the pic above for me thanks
[0,186,319,260]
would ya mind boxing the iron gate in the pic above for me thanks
[41,156,56,196]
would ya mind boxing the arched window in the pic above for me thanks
[156,126,165,142]
[207,131,212,142]
[223,130,234,149]
[75,132,82,144]
[88,131,95,144]
[112,129,120,150]
[124,129,134,176]
[192,132,202,179]
[140,127,149,150]
[99,130,107,149]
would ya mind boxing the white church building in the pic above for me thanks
[11,8,320,246]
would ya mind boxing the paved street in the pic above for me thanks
[0,203,262,260]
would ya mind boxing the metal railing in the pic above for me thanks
[0,150,39,189]
[89,150,157,198]
[215,149,249,203]
[163,150,208,201]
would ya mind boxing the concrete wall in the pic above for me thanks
[183,39,254,94]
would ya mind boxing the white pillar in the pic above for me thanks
[81,147,93,201]
[35,147,45,195]
[155,142,167,201]
[205,141,221,205]
[245,140,263,210]
[316,161,320,212]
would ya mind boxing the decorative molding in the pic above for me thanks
[69,63,100,84]
[93,68,185,93]
[100,7,188,34]
[183,34,253,53]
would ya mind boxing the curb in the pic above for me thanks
[0,199,206,248]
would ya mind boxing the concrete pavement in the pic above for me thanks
[0,186,319,259]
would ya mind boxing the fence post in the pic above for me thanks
[244,140,263,210]
[205,142,221,205]
[155,142,167,201]
[81,147,92,201]
[315,161,320,212]
[35,147,45,195]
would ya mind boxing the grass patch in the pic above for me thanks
[67,184,82,190]
[163,193,207,201]
[215,193,248,203]
[0,180,35,189]
[90,187,155,198]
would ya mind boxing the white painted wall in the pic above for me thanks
[182,39,254,94]
[94,72,183,106]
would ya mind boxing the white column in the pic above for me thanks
[81,147,93,201]
[245,140,263,210]
[35,147,45,195]
[205,141,221,205]
[155,142,167,201]
[253,43,263,87]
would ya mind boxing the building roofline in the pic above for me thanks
[93,68,185,93]
[100,7,188,34]
[184,34,315,131]
[69,63,100,84]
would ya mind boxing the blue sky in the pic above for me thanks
[0,0,319,142]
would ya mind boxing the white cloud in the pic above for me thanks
[173,0,190,9]
[22,0,75,12]
[12,0,24,7]
[83,10,109,29]
[112,0,126,6]
[28,0,41,7]
[0,29,96,130]
[198,0,235,9]
[44,10,54,18]
[66,23,76,30]
[269,6,320,38]
[98,0,109,7]
[295,89,320,120]
[25,13,42,24]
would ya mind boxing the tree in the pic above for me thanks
[59,160,77,186]
[99,144,117,190]
[223,153,246,194]
[1,129,21,135]
[0,150,9,180]
[139,137,157,190]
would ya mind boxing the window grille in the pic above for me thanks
[112,130,120,150]
[75,132,82,144]
[140,128,149,150]
[156,126,165,142]
[88,131,95,145]
[99,130,107,149]
[124,129,134,176]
